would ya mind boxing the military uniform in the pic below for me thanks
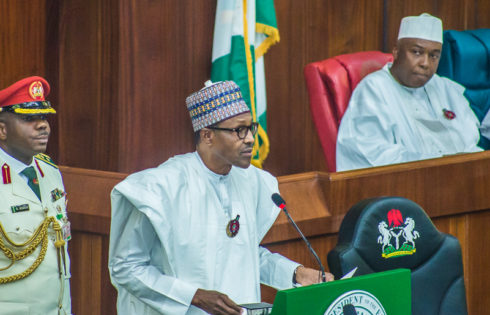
[0,77,71,314]
[0,152,71,314]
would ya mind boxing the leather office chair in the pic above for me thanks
[304,51,393,172]
[328,196,467,315]
[437,29,490,149]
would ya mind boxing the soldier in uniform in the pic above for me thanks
[0,77,71,314]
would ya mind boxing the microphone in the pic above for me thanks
[271,193,327,283]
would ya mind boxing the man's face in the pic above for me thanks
[208,112,255,172]
[0,113,51,164]
[390,38,442,88]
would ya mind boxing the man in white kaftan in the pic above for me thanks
[336,14,482,171]
[336,63,482,171]
[109,81,332,315]
[109,152,298,314]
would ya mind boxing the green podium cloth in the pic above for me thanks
[270,268,411,315]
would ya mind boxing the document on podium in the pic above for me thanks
[340,267,358,279]
[240,302,273,315]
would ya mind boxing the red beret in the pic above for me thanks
[0,76,56,115]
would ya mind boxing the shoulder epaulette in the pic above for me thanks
[34,153,58,169]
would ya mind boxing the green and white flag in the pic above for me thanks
[211,0,279,168]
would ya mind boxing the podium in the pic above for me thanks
[270,269,411,315]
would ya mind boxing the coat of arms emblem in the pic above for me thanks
[377,209,420,258]
[29,81,44,100]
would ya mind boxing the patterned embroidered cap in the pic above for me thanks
[0,76,56,115]
[186,80,250,131]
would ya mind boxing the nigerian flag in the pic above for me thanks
[211,0,280,168]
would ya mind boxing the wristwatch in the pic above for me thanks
[292,265,303,286]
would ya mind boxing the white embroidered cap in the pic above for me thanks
[398,13,443,43]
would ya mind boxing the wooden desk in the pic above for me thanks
[62,151,490,314]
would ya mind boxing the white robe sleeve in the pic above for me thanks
[108,189,199,314]
[258,246,299,290]
[336,79,437,171]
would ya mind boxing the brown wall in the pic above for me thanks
[1,0,489,176]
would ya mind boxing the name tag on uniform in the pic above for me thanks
[11,204,30,213]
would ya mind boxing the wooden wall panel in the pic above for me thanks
[0,0,47,87]
[463,211,490,315]
[474,0,490,29]
[44,0,61,160]
[432,211,490,315]
[57,0,119,171]
[261,1,322,175]
[117,0,216,173]
[69,232,103,314]
[69,232,117,315]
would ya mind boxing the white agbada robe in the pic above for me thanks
[108,152,299,315]
[336,63,482,171]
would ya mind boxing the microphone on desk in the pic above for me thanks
[271,193,327,283]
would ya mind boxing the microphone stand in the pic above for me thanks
[280,205,327,283]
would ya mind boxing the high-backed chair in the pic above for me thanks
[304,51,393,172]
[437,29,490,149]
[328,196,467,315]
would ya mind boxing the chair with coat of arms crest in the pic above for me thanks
[327,196,467,315]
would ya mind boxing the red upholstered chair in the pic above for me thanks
[304,51,393,172]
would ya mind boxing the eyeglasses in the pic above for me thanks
[207,122,259,140]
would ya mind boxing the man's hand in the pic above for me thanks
[295,266,335,285]
[191,288,243,315]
